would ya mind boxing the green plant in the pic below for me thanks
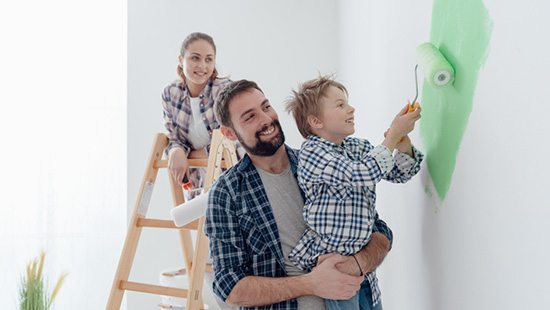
[19,250,69,310]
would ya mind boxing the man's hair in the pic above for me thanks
[285,75,348,139]
[214,79,263,128]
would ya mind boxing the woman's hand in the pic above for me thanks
[168,147,189,184]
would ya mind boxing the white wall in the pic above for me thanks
[340,1,550,310]
[127,1,339,309]
[128,1,550,309]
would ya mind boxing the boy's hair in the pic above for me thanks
[214,79,264,128]
[285,75,348,139]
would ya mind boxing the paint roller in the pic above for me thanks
[399,42,455,141]
[414,42,454,89]
[170,193,208,227]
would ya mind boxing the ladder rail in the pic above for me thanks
[107,130,236,310]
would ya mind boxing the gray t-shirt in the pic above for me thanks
[255,163,325,310]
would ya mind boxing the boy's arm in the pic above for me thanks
[301,138,394,188]
[384,144,424,183]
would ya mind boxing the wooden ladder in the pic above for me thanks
[107,129,237,310]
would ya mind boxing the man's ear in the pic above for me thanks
[307,114,323,130]
[220,125,238,141]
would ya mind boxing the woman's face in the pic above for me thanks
[179,39,216,94]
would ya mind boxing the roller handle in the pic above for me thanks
[182,175,193,190]
[398,100,421,143]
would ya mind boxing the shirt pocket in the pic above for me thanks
[326,185,352,201]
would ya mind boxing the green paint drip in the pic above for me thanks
[419,0,493,201]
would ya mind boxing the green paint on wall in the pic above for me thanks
[419,0,493,201]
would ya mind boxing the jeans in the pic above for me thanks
[325,277,383,310]
[358,277,383,310]
[325,290,360,310]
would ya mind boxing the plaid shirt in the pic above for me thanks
[162,78,233,155]
[289,135,424,305]
[204,145,394,310]
[162,78,244,194]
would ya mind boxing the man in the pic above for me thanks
[204,80,392,310]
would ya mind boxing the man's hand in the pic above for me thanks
[317,253,363,276]
[317,232,391,276]
[307,254,363,300]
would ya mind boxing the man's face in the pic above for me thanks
[226,89,285,156]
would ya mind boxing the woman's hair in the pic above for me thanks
[176,32,219,84]
[285,75,348,139]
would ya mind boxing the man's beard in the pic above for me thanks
[236,119,285,156]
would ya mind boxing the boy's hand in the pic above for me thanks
[382,104,421,152]
[386,130,413,156]
[396,135,413,156]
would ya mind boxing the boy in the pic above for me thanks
[285,75,424,310]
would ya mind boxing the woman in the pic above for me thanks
[162,32,241,199]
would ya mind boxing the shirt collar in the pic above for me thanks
[179,79,214,100]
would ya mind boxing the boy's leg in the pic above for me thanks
[325,291,360,310]
[358,278,383,310]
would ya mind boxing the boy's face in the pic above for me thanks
[316,85,355,144]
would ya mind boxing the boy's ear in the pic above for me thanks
[220,125,238,141]
[307,114,323,130]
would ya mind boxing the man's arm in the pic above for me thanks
[351,211,392,275]
[354,232,391,274]
[318,212,392,276]
[225,255,364,307]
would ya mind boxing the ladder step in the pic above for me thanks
[120,281,187,298]
[154,159,230,169]
[188,262,214,273]
[137,218,199,230]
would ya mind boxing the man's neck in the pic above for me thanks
[248,146,289,174]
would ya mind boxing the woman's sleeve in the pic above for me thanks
[162,85,191,155]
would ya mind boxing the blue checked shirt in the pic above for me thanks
[289,135,423,306]
[204,145,394,310]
